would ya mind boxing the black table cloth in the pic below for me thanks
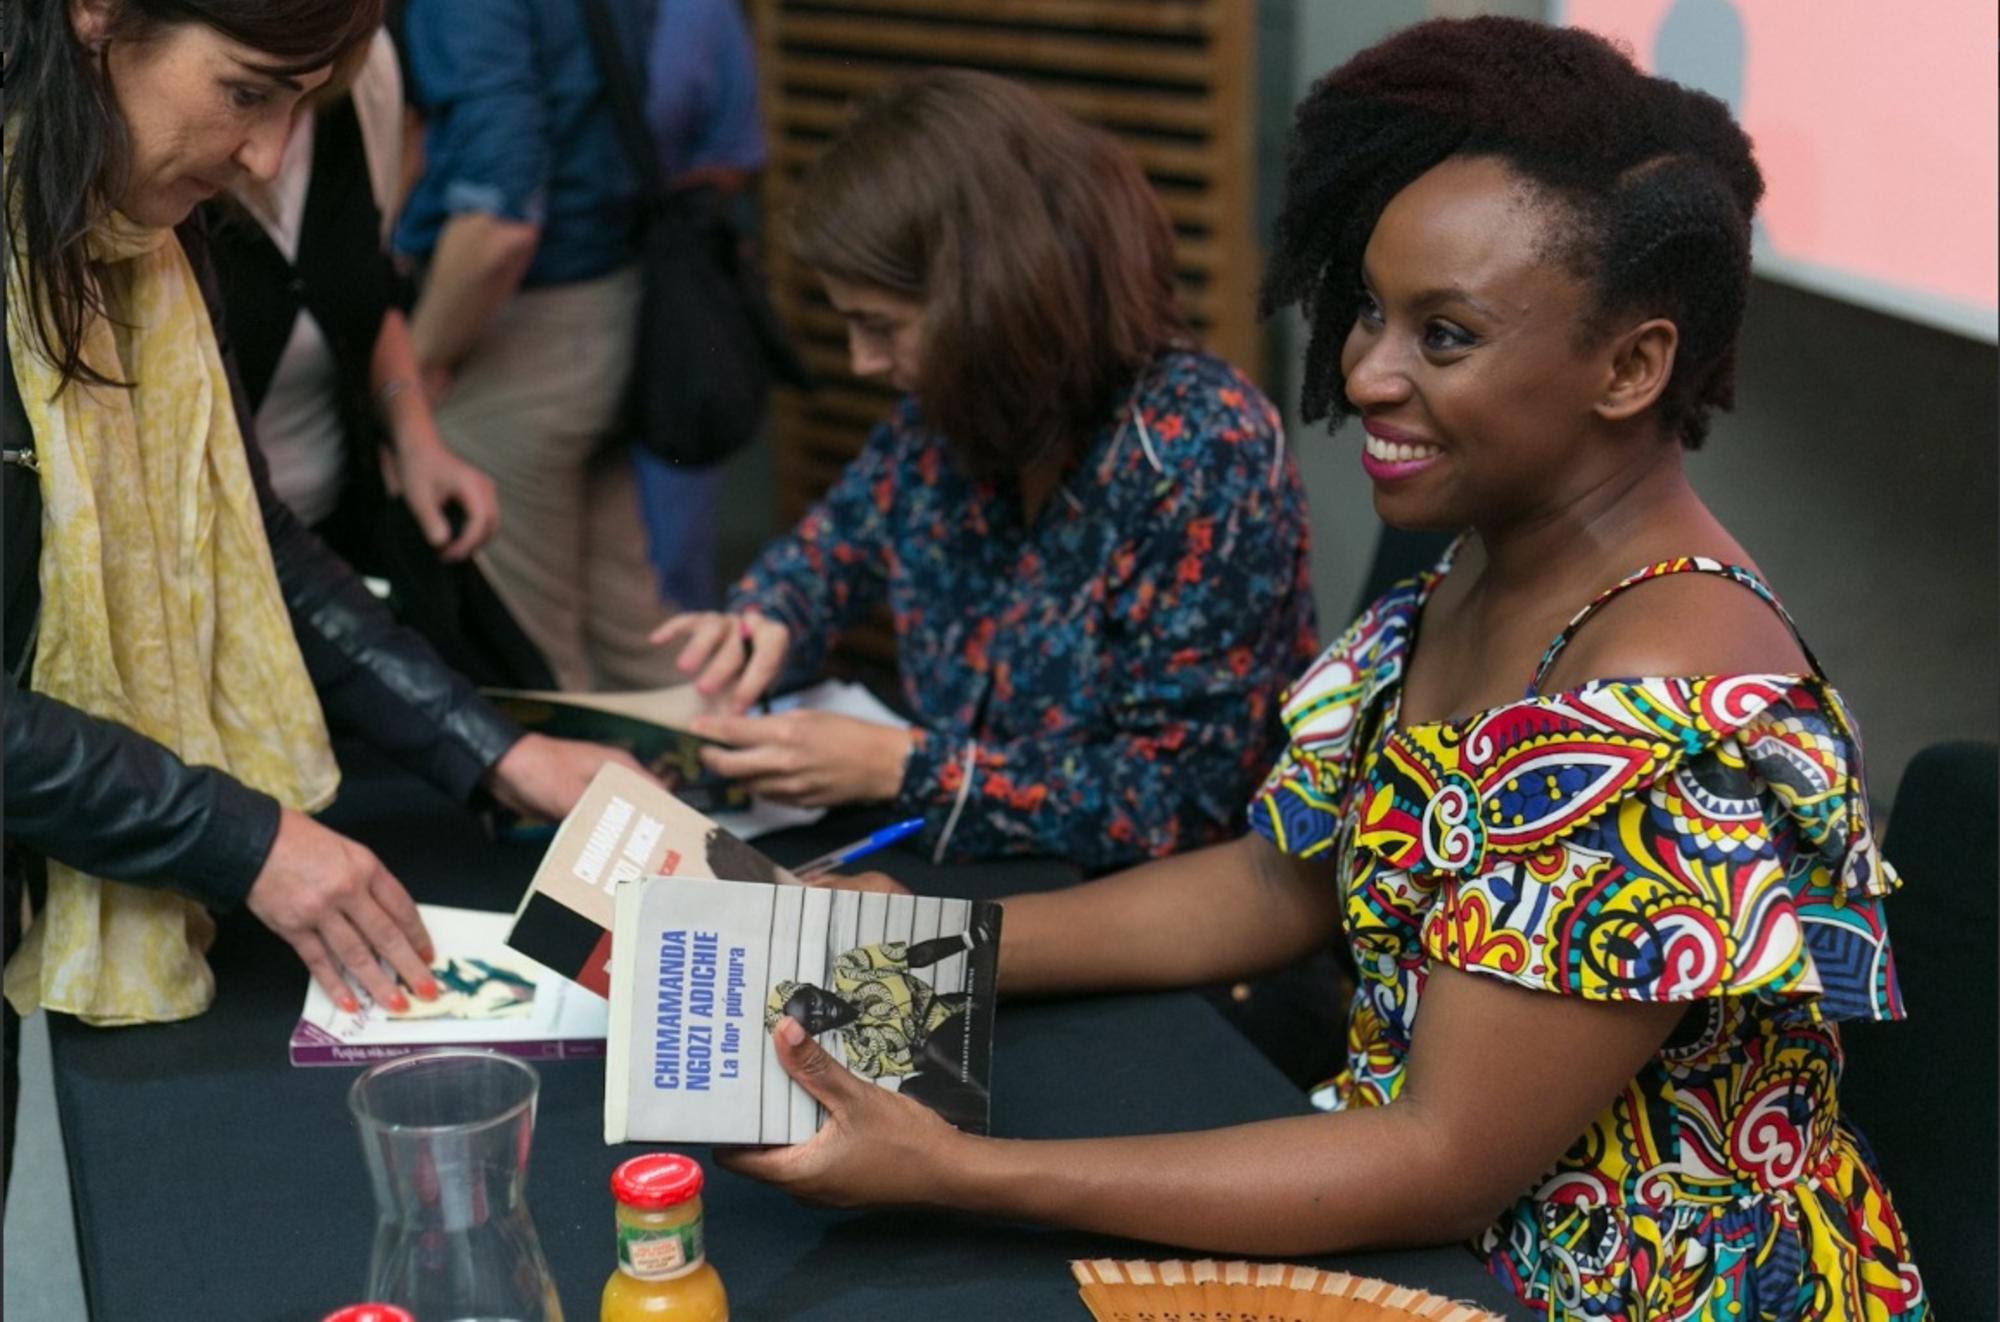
[47,746,1523,1320]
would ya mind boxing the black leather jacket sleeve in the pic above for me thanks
[251,433,523,799]
[224,325,522,802]
[192,211,523,799]
[1,678,281,911]
[0,214,522,908]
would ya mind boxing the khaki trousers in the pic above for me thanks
[433,267,683,692]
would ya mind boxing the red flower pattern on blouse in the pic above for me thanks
[731,350,1317,869]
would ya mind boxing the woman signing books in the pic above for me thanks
[653,71,1318,873]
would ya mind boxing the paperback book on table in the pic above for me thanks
[290,905,607,1067]
[605,873,1001,1145]
[505,762,802,997]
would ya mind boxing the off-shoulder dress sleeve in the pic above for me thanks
[1351,676,1903,1021]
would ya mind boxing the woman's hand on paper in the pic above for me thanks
[484,733,646,821]
[691,711,910,806]
[246,808,441,1015]
[715,1015,962,1208]
[650,610,791,713]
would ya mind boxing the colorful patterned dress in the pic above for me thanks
[1249,556,1927,1320]
[732,348,1318,871]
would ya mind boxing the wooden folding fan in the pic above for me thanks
[1070,1258,1505,1322]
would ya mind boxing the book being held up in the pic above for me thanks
[606,874,1001,1145]
[508,762,1002,1142]
[506,762,802,996]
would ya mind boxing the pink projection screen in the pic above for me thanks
[1559,0,1998,341]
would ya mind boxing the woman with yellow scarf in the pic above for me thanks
[2,0,636,1198]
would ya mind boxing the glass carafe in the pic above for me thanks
[349,1049,564,1322]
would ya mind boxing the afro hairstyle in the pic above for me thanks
[1263,16,1764,449]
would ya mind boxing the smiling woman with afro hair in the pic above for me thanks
[710,20,1927,1321]
[1266,14,1764,452]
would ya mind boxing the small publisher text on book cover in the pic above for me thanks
[505,762,799,997]
[606,875,1001,1145]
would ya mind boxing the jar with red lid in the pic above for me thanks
[321,1306,415,1322]
[600,1153,728,1320]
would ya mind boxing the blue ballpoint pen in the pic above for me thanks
[793,817,926,879]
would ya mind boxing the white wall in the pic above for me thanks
[1688,280,1997,792]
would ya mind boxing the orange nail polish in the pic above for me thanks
[389,992,410,1014]
[419,979,441,1001]
[340,995,360,1014]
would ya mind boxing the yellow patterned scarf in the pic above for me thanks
[4,209,339,1025]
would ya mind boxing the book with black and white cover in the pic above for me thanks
[290,905,607,1066]
[604,874,1001,1145]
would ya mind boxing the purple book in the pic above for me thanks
[289,905,608,1068]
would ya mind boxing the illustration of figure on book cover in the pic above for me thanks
[765,911,999,1130]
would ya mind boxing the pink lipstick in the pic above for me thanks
[1359,420,1443,482]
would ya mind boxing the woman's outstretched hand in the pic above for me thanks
[483,733,647,821]
[650,610,791,713]
[715,1016,964,1209]
[245,808,440,1015]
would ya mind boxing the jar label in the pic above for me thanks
[618,1220,705,1280]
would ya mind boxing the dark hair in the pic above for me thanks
[4,0,383,389]
[789,68,1189,477]
[1262,17,1763,449]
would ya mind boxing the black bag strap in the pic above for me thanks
[576,0,813,393]
[578,0,671,216]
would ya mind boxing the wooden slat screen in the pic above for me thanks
[750,0,1260,673]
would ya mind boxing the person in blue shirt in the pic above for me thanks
[395,0,684,691]
[631,0,769,614]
